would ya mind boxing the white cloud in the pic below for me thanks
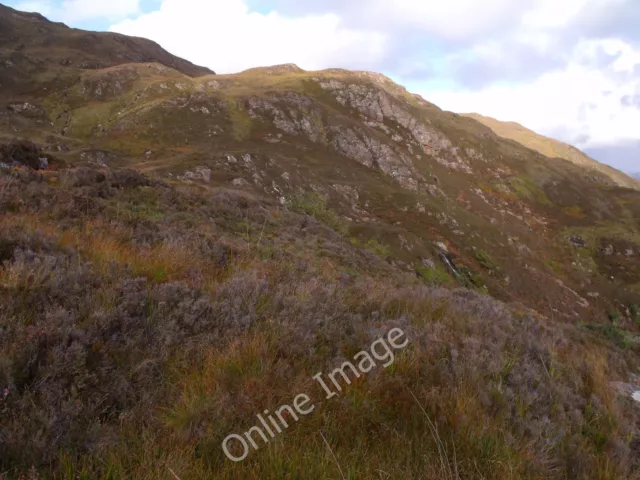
[60,0,140,22]
[521,0,590,29]
[424,38,640,150]
[15,0,140,22]
[109,0,388,74]
[361,0,524,41]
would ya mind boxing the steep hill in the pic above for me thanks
[0,3,213,100]
[1,7,640,480]
[463,112,640,190]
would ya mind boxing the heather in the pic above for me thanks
[1,167,639,479]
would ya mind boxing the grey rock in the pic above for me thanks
[232,178,250,188]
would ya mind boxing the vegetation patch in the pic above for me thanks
[286,191,347,235]
[227,97,254,141]
[415,263,454,286]
[507,175,551,205]
[0,141,56,170]
[474,249,497,270]
[582,322,637,349]
[350,237,390,259]
[563,205,585,218]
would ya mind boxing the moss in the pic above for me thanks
[475,249,497,270]
[416,264,454,286]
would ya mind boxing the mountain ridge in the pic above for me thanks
[0,2,213,99]
[463,112,640,190]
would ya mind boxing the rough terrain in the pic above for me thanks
[1,4,640,479]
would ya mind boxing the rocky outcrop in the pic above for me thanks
[315,77,475,175]
[316,78,453,152]
[247,94,326,144]
[246,93,421,190]
[329,126,419,190]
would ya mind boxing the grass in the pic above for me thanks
[286,191,347,235]
[564,205,585,218]
[350,237,390,259]
[581,322,637,349]
[474,249,497,270]
[227,97,254,141]
[416,264,454,287]
[507,175,552,206]
[1,166,639,480]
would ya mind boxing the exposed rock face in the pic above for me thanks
[315,77,475,177]
[329,126,419,190]
[317,78,451,150]
[246,92,421,190]
[179,166,212,183]
[247,94,326,144]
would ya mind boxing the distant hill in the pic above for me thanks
[463,112,640,190]
[0,3,213,98]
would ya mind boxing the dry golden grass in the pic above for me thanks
[464,113,639,190]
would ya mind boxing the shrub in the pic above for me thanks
[350,237,390,259]
[286,191,346,234]
[457,265,486,291]
[475,249,497,270]
[0,141,54,170]
[416,264,453,286]
[584,323,634,349]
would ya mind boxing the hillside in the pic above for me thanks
[0,3,213,101]
[463,112,640,190]
[1,6,640,480]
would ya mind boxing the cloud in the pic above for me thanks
[109,0,388,74]
[14,0,140,22]
[424,38,640,154]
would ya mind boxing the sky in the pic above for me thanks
[6,0,640,174]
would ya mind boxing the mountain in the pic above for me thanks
[463,112,640,190]
[0,3,213,100]
[1,6,640,479]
